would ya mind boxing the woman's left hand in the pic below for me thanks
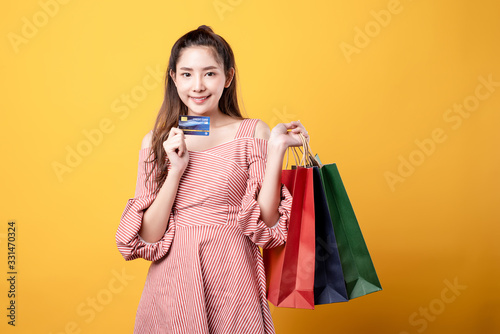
[268,120,309,150]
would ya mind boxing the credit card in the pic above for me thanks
[178,116,210,136]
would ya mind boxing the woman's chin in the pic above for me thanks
[187,105,217,116]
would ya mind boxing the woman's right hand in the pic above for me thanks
[163,127,189,175]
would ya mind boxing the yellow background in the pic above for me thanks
[1,0,499,333]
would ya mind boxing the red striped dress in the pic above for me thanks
[115,118,293,334]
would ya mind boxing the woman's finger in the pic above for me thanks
[163,130,184,155]
[177,135,186,157]
[278,120,310,144]
[281,121,299,129]
[284,120,307,131]
[172,128,187,156]
[290,127,307,136]
[169,126,186,138]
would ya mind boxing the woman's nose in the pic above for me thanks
[192,75,205,92]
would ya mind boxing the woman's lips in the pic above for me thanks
[191,95,210,104]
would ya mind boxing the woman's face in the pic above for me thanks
[171,46,232,117]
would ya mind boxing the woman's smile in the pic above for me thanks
[190,95,211,104]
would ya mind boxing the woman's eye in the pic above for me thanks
[206,72,215,77]
[181,73,190,77]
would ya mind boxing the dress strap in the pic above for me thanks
[234,118,259,139]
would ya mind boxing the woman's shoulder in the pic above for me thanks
[251,119,270,140]
[141,130,153,150]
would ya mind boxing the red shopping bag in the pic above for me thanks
[264,166,316,309]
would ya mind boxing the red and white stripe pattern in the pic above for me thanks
[115,118,293,333]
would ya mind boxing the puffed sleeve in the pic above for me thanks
[115,148,175,261]
[237,138,293,248]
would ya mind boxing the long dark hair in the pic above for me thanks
[145,25,243,193]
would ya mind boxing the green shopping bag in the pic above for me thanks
[317,157,382,299]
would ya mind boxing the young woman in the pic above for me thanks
[115,25,308,333]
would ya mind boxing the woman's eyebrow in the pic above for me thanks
[179,66,219,71]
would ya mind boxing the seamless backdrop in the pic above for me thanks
[1,0,499,333]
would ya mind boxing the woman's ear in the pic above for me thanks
[224,67,235,88]
[169,69,177,86]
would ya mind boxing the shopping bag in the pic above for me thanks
[312,166,349,304]
[318,159,382,299]
[264,166,316,309]
[294,134,349,304]
[302,134,381,300]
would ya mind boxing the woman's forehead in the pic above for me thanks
[177,46,223,69]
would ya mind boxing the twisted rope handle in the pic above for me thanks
[284,132,322,169]
[285,142,301,169]
[298,133,322,168]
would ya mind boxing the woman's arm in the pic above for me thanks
[255,120,308,227]
[138,128,189,243]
